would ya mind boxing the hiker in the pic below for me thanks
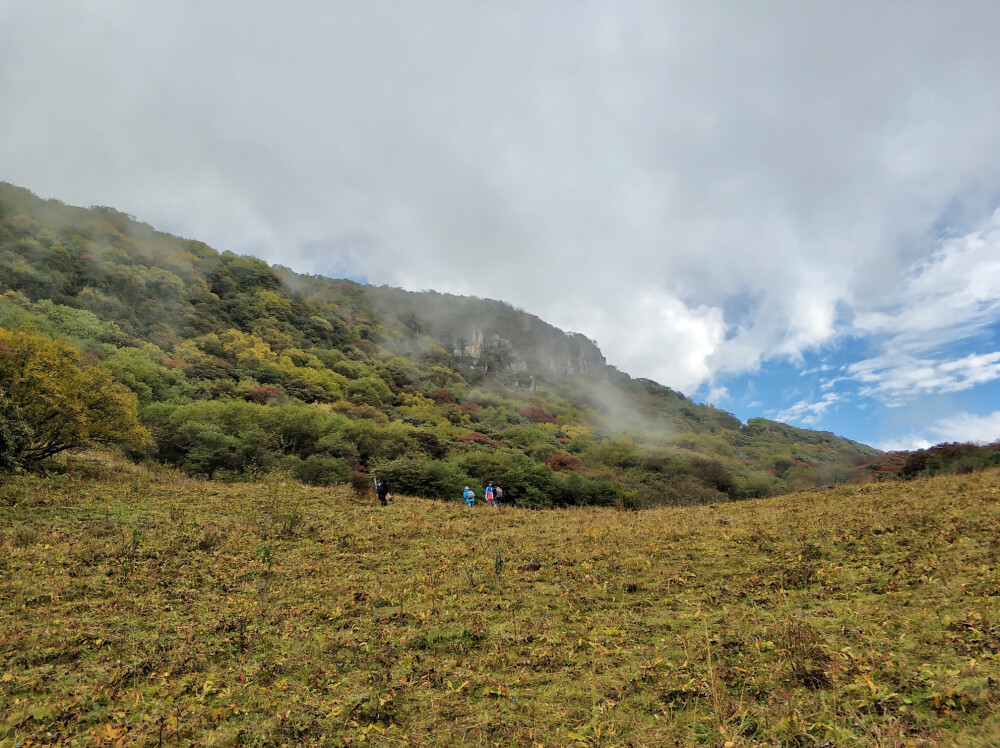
[485,481,497,509]
[376,479,390,506]
[463,485,475,508]
[494,483,503,507]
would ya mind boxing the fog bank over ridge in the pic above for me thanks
[3,2,1000,447]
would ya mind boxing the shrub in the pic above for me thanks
[243,383,282,403]
[455,432,492,445]
[690,457,736,497]
[149,400,279,477]
[342,419,416,463]
[518,405,556,424]
[428,388,458,405]
[280,454,350,486]
[545,453,582,472]
[550,471,617,507]
[369,456,467,499]
[349,468,371,499]
[499,459,557,508]
[346,376,393,408]
[459,451,516,486]
[411,430,448,459]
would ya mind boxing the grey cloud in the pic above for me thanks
[3,2,1000,396]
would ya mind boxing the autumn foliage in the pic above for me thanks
[0,183,888,503]
[545,453,583,472]
[0,327,151,463]
[518,405,556,423]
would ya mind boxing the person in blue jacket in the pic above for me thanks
[463,485,475,507]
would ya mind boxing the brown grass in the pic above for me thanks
[2,455,999,745]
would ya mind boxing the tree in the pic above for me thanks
[0,328,151,463]
[0,389,30,469]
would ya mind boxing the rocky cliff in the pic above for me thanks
[366,286,607,379]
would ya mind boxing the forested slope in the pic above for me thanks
[0,182,880,506]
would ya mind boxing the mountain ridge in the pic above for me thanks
[0,181,881,505]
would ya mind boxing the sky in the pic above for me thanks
[2,2,1000,451]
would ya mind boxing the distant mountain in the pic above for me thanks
[0,181,881,506]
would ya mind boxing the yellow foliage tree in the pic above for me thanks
[0,327,152,463]
[220,328,275,370]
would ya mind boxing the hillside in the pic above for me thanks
[3,456,999,745]
[0,181,880,505]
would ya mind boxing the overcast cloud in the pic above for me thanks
[2,1,1000,448]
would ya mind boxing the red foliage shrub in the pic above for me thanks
[429,388,458,405]
[455,432,492,444]
[349,468,370,499]
[545,453,582,472]
[244,384,282,403]
[519,405,556,424]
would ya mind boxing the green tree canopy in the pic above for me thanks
[0,327,151,463]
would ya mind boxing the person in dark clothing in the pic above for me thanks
[376,480,390,506]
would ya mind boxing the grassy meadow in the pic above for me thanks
[2,457,1000,746]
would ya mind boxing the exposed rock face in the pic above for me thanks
[367,286,608,380]
[453,329,513,361]
[452,326,606,378]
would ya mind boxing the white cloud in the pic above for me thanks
[772,392,843,427]
[847,351,1000,406]
[876,435,934,452]
[705,383,730,405]
[930,410,1000,445]
[562,289,727,395]
[878,410,1000,451]
[853,208,1000,349]
[825,207,1000,406]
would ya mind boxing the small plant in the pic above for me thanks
[168,504,187,526]
[12,523,39,548]
[257,542,275,612]
[616,490,638,512]
[492,547,506,577]
[275,507,304,538]
[782,616,832,689]
[114,515,142,559]
[196,527,221,551]
[0,483,27,508]
[357,668,396,725]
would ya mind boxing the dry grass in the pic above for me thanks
[2,455,999,746]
